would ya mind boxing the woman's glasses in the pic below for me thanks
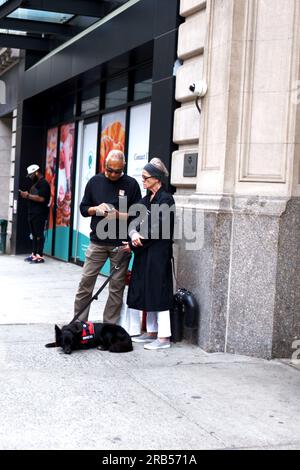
[142,175,153,181]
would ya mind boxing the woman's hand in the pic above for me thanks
[121,242,132,253]
[131,232,144,247]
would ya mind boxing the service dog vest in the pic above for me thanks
[80,321,95,346]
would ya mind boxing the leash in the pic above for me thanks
[64,239,175,325]
[69,247,129,325]
[45,247,130,347]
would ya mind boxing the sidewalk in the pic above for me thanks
[0,254,299,450]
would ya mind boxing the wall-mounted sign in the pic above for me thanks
[183,153,198,177]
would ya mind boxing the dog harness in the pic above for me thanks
[80,321,95,345]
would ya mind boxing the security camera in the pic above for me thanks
[189,80,208,98]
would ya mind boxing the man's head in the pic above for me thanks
[104,150,125,182]
[26,164,41,181]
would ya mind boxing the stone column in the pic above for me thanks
[0,117,12,225]
[173,0,300,358]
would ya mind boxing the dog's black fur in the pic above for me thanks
[45,321,133,354]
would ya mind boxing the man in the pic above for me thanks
[20,164,51,264]
[74,150,141,324]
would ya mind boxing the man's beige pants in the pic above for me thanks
[74,243,131,323]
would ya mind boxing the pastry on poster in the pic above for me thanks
[60,124,74,192]
[57,184,65,209]
[64,190,72,205]
[56,208,63,226]
[62,203,71,225]
[62,190,72,226]
[105,120,125,143]
[56,123,74,227]
[99,120,125,173]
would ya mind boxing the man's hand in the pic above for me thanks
[93,203,110,216]
[104,208,119,220]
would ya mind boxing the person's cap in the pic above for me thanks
[27,164,40,176]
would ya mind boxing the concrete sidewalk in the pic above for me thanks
[0,254,299,450]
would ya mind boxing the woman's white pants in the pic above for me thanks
[146,310,171,338]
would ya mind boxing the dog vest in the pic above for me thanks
[80,321,95,345]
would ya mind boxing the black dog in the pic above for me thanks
[45,321,133,354]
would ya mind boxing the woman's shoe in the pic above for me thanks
[132,333,157,343]
[144,339,171,350]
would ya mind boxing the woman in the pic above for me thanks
[124,158,175,350]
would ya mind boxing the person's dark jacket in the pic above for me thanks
[127,186,175,311]
[28,178,50,220]
[80,173,141,246]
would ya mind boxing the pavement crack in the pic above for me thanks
[108,361,227,447]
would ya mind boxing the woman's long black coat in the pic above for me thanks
[127,187,175,312]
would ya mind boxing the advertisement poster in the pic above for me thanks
[72,121,97,262]
[127,103,151,195]
[44,127,58,255]
[54,122,75,261]
[99,110,126,173]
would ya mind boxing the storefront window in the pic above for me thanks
[105,75,128,109]
[48,101,60,127]
[80,84,100,116]
[134,79,152,101]
[60,94,75,122]
[134,66,152,101]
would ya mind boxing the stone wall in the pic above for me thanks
[0,118,12,222]
[172,0,300,358]
[172,0,206,189]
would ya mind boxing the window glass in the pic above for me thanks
[48,100,60,127]
[80,84,99,116]
[105,75,128,109]
[8,8,73,23]
[60,94,75,122]
[134,66,152,101]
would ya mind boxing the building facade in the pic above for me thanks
[0,0,299,359]
[173,0,300,359]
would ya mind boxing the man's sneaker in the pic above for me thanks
[24,255,36,262]
[144,339,171,350]
[30,257,45,264]
[132,333,157,343]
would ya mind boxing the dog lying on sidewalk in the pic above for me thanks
[45,321,133,354]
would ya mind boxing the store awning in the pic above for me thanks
[0,0,129,51]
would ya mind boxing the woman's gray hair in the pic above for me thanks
[148,158,169,177]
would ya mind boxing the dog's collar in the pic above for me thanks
[80,321,95,345]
